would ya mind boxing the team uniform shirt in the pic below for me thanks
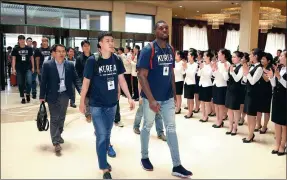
[34,47,51,69]
[84,54,125,107]
[11,45,33,71]
[137,41,175,101]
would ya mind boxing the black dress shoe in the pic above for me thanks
[259,128,268,134]
[199,117,208,122]
[21,98,26,104]
[193,108,200,113]
[212,122,224,128]
[175,108,181,114]
[26,95,30,103]
[254,125,262,132]
[271,150,278,154]
[231,129,237,136]
[226,131,232,135]
[184,113,193,119]
[70,104,77,108]
[103,172,112,179]
[277,151,285,156]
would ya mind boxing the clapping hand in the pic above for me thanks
[242,63,249,76]
[263,68,274,79]
[229,65,234,72]
[199,63,204,69]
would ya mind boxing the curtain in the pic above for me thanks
[183,25,209,51]
[225,29,240,53]
[264,33,286,57]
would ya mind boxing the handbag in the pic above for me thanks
[36,102,49,131]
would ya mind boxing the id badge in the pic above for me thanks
[107,80,115,90]
[60,79,65,87]
[163,66,169,76]
[22,56,26,61]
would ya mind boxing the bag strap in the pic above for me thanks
[149,42,155,69]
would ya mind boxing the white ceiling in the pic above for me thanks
[137,0,287,28]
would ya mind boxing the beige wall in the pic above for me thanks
[155,7,173,44]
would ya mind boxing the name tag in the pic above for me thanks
[163,66,169,76]
[107,80,115,90]
[60,79,65,87]
[22,56,26,61]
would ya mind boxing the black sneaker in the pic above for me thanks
[103,172,112,179]
[172,165,193,178]
[21,98,26,104]
[141,158,153,171]
[32,94,37,99]
[59,137,64,144]
[26,95,30,103]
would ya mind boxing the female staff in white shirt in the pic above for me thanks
[174,51,186,114]
[211,49,231,128]
[198,51,213,122]
[131,45,140,100]
[183,48,198,118]
[238,53,250,126]
[225,51,244,135]
[265,50,287,156]
[242,48,264,143]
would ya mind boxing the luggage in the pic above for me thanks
[10,74,17,86]
[36,102,49,131]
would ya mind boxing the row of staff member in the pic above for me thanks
[174,48,286,154]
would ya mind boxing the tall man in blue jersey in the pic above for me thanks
[137,20,192,178]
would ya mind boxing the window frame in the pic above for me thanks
[125,13,155,34]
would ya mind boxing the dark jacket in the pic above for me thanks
[75,52,91,82]
[40,59,81,103]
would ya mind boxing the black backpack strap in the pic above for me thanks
[93,52,101,74]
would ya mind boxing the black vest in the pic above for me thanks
[227,64,242,92]
[274,70,287,98]
[246,64,262,95]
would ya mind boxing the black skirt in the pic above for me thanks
[184,84,196,99]
[225,89,241,110]
[212,86,227,105]
[240,85,246,105]
[271,92,287,126]
[199,86,212,102]
[258,91,272,113]
[243,92,260,116]
[175,81,184,95]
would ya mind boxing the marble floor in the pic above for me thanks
[1,85,286,179]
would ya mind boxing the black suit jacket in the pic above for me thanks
[40,59,81,103]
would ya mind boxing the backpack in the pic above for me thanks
[148,42,175,69]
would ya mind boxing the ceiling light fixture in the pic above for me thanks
[197,11,199,12]
[179,6,183,8]
[201,14,230,29]
[175,15,177,17]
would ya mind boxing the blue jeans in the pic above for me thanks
[91,105,117,170]
[141,98,181,167]
[16,69,32,98]
[31,72,38,96]
[134,103,164,136]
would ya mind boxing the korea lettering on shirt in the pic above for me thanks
[18,50,28,61]
[157,53,173,76]
[41,50,51,57]
[98,63,118,90]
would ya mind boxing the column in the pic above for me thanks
[112,1,125,48]
[239,1,260,52]
[155,7,173,44]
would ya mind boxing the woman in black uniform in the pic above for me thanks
[242,48,264,143]
[255,52,273,134]
[238,53,249,126]
[265,50,287,156]
[225,51,244,135]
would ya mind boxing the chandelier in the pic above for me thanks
[201,14,230,29]
[221,6,283,33]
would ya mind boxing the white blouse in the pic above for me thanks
[198,63,213,87]
[174,60,185,82]
[242,62,263,85]
[213,61,230,87]
[121,53,132,74]
[184,62,198,85]
[270,66,287,88]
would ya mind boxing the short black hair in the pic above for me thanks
[52,44,65,52]
[97,32,113,48]
[50,44,56,52]
[26,37,32,41]
[134,45,140,50]
[277,49,282,53]
[205,50,214,60]
[219,48,232,63]
[197,50,204,58]
[81,40,90,47]
[233,51,244,59]
[252,48,264,62]
[262,52,273,65]
[32,41,37,44]
[18,35,25,40]
[125,46,131,51]
[118,47,124,52]
[66,47,75,52]
[243,52,250,62]
[7,46,12,51]
[154,20,167,30]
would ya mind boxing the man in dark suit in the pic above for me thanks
[40,44,81,153]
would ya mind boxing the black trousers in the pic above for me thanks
[132,76,139,99]
[114,100,121,123]
[122,74,132,96]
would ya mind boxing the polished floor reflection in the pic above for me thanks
[1,86,286,179]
